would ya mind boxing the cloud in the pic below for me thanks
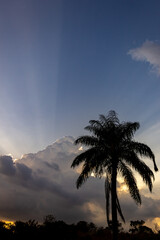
[119,192,160,231]
[128,40,160,76]
[44,162,60,171]
[0,136,159,230]
[0,137,106,224]
[0,156,16,176]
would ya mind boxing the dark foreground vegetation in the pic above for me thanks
[1,216,160,240]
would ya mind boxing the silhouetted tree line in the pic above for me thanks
[1,215,160,240]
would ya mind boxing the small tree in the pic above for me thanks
[129,220,153,234]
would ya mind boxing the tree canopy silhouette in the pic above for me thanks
[71,110,158,240]
[1,216,160,240]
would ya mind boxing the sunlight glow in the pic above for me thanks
[78,146,83,151]
[120,184,128,192]
[152,218,160,226]
[144,218,160,232]
[1,220,15,229]
[118,183,128,193]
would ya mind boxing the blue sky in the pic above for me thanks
[0,0,160,159]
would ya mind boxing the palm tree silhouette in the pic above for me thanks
[71,110,158,240]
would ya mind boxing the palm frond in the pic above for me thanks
[122,151,154,192]
[76,174,87,189]
[89,119,103,128]
[84,125,103,137]
[71,147,98,168]
[128,141,158,172]
[119,161,141,205]
[75,135,99,146]
[120,122,140,140]
[116,195,125,223]
[76,162,93,188]
[72,147,109,180]
[99,111,119,127]
[107,110,119,124]
[99,114,108,124]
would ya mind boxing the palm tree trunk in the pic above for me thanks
[111,165,118,240]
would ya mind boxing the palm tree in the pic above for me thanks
[71,110,158,240]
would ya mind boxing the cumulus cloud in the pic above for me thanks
[0,137,106,224]
[0,156,16,176]
[128,40,160,76]
[0,136,159,230]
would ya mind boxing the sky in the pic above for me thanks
[0,0,160,229]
